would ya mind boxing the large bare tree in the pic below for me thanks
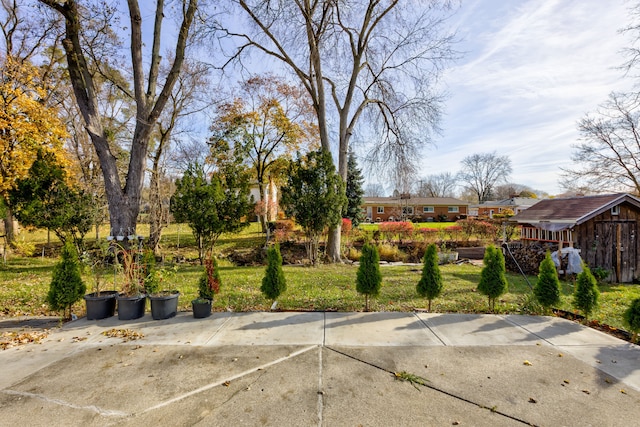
[458,152,512,203]
[213,0,456,261]
[561,92,640,195]
[38,0,198,240]
[416,172,458,198]
[148,60,211,253]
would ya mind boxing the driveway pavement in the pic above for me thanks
[1,312,639,426]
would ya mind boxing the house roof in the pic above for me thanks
[511,193,640,226]
[474,197,540,209]
[363,196,469,206]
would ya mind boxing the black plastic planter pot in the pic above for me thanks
[149,291,180,320]
[84,291,118,320]
[192,299,212,318]
[116,294,146,320]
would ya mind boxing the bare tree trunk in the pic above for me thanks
[148,168,162,253]
[39,0,197,246]
[3,208,14,247]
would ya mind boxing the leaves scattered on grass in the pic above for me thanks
[102,328,144,342]
[394,371,429,390]
[0,330,49,350]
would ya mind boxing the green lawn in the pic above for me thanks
[2,222,640,334]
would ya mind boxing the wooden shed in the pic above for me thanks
[511,193,640,283]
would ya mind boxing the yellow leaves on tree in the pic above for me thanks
[208,74,319,184]
[0,56,69,197]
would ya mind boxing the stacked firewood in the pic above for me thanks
[503,242,558,275]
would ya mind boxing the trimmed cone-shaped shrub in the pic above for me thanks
[534,251,561,310]
[416,243,443,311]
[261,244,286,302]
[47,241,86,319]
[356,243,382,311]
[477,245,508,312]
[573,263,599,319]
[623,297,640,342]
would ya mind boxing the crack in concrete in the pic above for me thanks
[140,344,319,414]
[325,346,539,427]
[2,389,130,418]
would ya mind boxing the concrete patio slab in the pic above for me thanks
[503,314,625,345]
[324,312,443,346]
[206,311,325,346]
[419,313,542,346]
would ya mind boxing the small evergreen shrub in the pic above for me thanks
[261,244,286,302]
[477,245,508,312]
[416,243,443,311]
[47,241,86,319]
[534,251,561,311]
[623,297,640,342]
[573,263,599,319]
[356,243,382,311]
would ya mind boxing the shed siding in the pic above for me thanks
[574,203,640,283]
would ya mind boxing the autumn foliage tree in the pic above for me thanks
[209,75,318,233]
[0,56,69,243]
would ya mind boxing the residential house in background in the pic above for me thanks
[474,196,540,218]
[362,196,469,222]
[511,193,640,283]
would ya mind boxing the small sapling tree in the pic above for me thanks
[356,243,382,311]
[573,263,599,320]
[477,245,508,312]
[198,255,221,301]
[623,297,640,342]
[416,243,443,311]
[534,251,561,312]
[47,241,86,320]
[261,244,287,309]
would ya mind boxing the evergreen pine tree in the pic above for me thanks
[416,243,443,311]
[344,150,365,226]
[573,263,599,319]
[47,241,86,319]
[477,245,508,312]
[534,251,561,311]
[623,297,640,342]
[261,244,287,303]
[356,243,382,311]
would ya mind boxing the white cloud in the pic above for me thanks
[419,0,636,194]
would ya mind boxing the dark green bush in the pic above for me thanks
[261,244,286,302]
[573,263,599,319]
[47,241,86,319]
[416,243,443,311]
[534,251,560,310]
[477,245,508,312]
[623,297,640,342]
[356,243,381,311]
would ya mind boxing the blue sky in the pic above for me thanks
[405,0,635,195]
